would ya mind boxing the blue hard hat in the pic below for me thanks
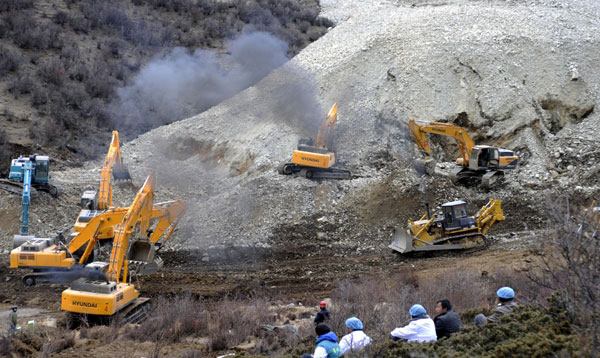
[345,317,363,330]
[497,287,515,299]
[409,304,426,317]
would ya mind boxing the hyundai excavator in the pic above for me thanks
[80,130,131,211]
[408,119,519,186]
[389,199,505,253]
[10,196,186,286]
[61,174,163,325]
[278,103,351,180]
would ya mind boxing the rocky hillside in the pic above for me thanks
[118,0,600,250]
[2,0,600,257]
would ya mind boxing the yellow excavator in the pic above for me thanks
[389,199,505,253]
[278,103,351,180]
[80,130,131,211]
[10,198,186,286]
[61,174,164,325]
[408,119,519,186]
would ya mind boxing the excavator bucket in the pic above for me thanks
[127,241,162,275]
[112,163,131,181]
[388,227,414,253]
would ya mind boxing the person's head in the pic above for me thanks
[409,304,427,318]
[496,287,515,302]
[345,317,363,332]
[315,324,330,337]
[435,299,452,315]
[11,306,17,312]
[319,301,327,310]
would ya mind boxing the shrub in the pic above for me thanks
[38,58,66,86]
[9,74,35,96]
[0,45,22,74]
[52,11,70,26]
[0,0,34,12]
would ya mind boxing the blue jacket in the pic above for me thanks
[316,332,342,358]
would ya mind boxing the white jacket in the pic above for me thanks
[339,330,372,355]
[390,316,437,343]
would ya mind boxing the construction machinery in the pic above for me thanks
[278,103,351,180]
[10,196,186,286]
[1,154,59,197]
[61,174,164,325]
[408,119,519,186]
[80,130,131,211]
[389,199,505,253]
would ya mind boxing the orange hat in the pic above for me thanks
[319,301,327,308]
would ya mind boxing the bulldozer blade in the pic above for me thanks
[389,228,414,253]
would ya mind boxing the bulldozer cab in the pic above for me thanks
[441,201,473,231]
[469,146,500,170]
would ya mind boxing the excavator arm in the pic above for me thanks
[76,200,186,265]
[106,174,154,282]
[148,200,187,246]
[315,103,338,150]
[408,119,476,166]
[98,131,131,210]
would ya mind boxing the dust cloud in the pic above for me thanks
[111,31,289,135]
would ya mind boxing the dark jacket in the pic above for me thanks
[434,310,462,339]
[314,309,330,324]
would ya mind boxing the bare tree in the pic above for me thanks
[529,200,600,357]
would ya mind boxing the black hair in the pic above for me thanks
[437,299,452,311]
[315,324,330,336]
[499,297,514,303]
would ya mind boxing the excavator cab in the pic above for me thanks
[80,190,98,210]
[469,146,499,170]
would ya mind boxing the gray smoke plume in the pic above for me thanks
[111,31,289,134]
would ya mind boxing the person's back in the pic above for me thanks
[314,324,342,358]
[339,317,371,354]
[315,301,330,325]
[391,304,437,343]
[487,300,517,323]
[340,330,371,353]
[8,307,17,333]
[475,287,518,326]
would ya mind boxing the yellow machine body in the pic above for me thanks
[291,150,335,169]
[390,199,505,253]
[62,283,138,316]
[10,246,75,269]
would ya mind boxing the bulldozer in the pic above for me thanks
[278,103,351,180]
[389,199,505,253]
[408,119,519,187]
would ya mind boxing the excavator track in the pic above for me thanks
[278,163,352,180]
[0,179,60,197]
[66,298,151,328]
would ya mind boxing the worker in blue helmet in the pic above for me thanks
[390,304,437,342]
[339,317,372,354]
[475,287,517,326]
